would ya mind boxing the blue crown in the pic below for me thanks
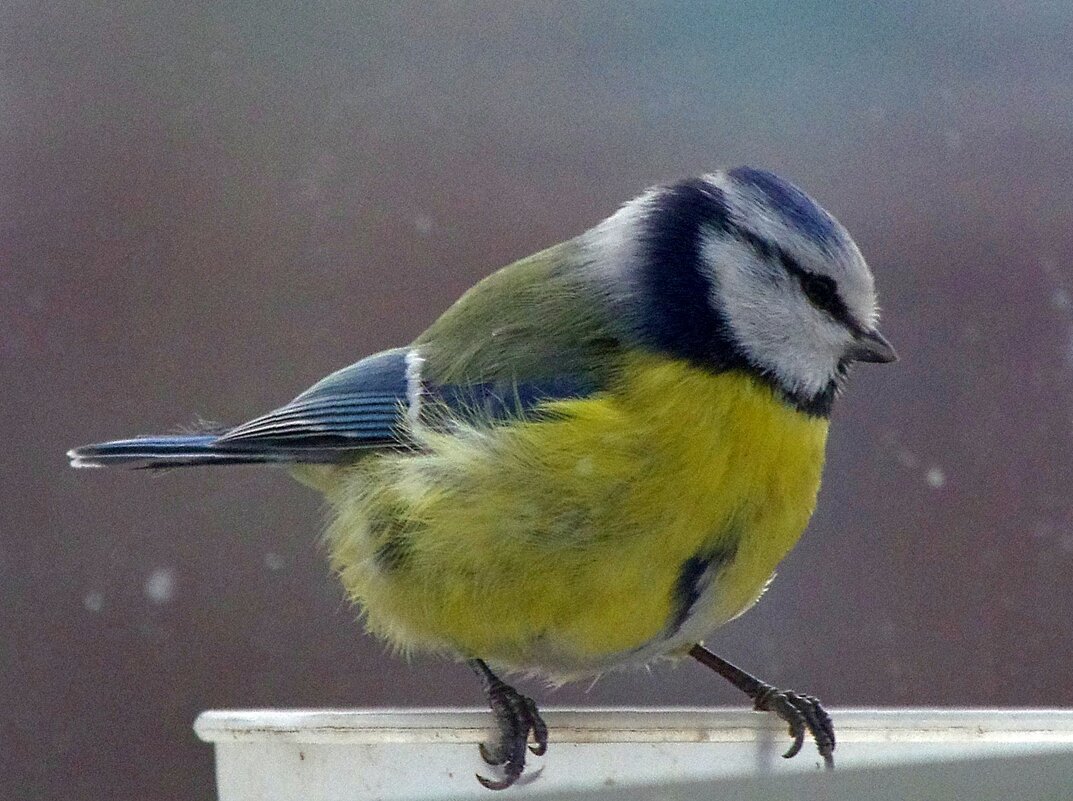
[729,167,839,247]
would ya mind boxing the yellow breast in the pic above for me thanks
[312,354,829,676]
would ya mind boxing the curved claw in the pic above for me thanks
[525,697,549,756]
[755,686,836,768]
[781,721,805,760]
[688,646,836,770]
[476,771,518,791]
[469,659,549,789]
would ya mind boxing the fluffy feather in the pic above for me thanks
[311,352,827,680]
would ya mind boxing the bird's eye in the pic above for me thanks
[799,273,839,311]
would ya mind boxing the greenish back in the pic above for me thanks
[414,240,624,388]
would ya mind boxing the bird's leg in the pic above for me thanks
[469,659,549,790]
[689,644,835,768]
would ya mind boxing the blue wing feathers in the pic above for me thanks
[68,346,601,470]
[292,349,412,403]
[219,406,402,443]
[213,349,412,450]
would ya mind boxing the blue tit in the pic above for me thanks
[69,167,896,789]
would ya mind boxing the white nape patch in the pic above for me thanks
[404,349,425,426]
[579,188,660,289]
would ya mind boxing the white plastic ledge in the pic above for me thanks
[194,707,1073,801]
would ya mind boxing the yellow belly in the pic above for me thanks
[306,354,828,676]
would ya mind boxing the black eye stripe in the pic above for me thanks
[775,250,857,328]
[731,226,861,331]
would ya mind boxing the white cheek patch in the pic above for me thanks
[700,234,848,398]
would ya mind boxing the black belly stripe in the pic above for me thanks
[667,542,738,637]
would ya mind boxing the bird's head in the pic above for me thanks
[586,167,896,416]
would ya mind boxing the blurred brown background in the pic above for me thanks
[3,1,1073,799]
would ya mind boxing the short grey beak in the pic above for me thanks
[847,328,898,364]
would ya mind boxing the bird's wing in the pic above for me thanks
[70,242,627,469]
[216,350,607,457]
[70,343,605,469]
[219,241,624,457]
[215,348,414,452]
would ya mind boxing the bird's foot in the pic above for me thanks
[469,659,548,790]
[689,643,835,768]
[752,683,835,767]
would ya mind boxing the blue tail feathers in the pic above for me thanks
[66,434,313,469]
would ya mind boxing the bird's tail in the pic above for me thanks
[67,434,306,470]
